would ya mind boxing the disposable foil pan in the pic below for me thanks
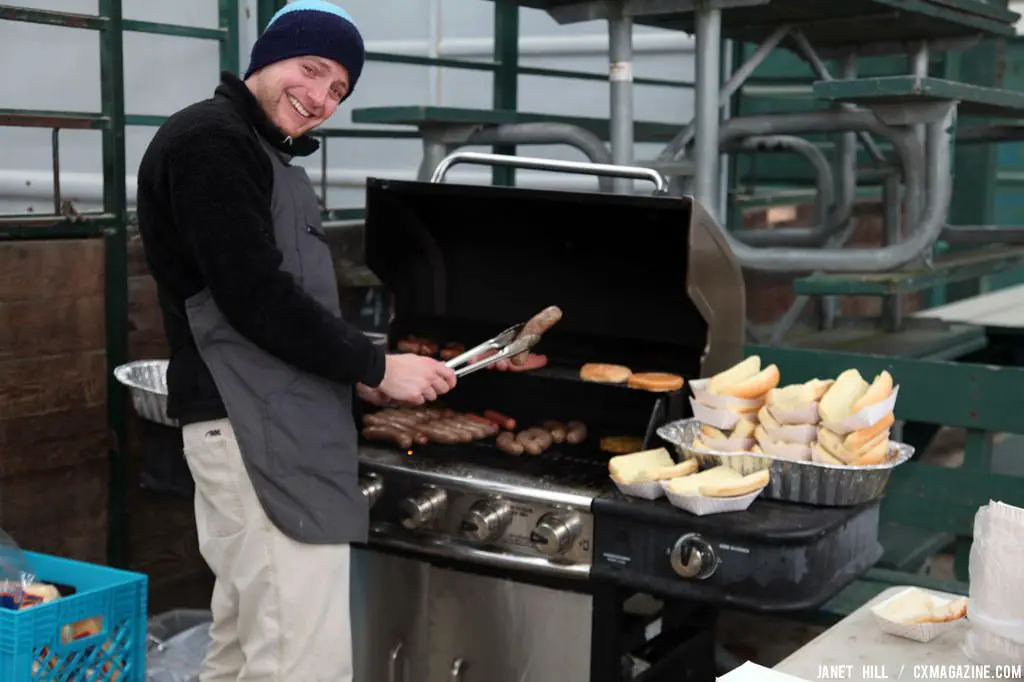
[113,359,177,427]
[655,418,914,507]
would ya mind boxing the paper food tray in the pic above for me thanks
[871,587,966,643]
[820,385,900,435]
[659,480,763,516]
[690,378,763,410]
[611,476,664,500]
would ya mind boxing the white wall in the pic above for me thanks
[0,0,696,215]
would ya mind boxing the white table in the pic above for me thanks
[774,586,979,681]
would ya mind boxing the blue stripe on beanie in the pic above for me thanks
[244,1,364,100]
[269,0,358,27]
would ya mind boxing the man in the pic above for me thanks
[135,2,456,680]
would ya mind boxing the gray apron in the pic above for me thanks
[183,135,367,545]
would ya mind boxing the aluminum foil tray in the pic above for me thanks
[113,359,177,427]
[656,418,914,507]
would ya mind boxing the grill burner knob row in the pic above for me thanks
[530,511,583,556]
[460,500,513,544]
[670,533,719,580]
[398,487,448,530]
[359,474,384,509]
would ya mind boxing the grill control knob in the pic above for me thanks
[530,511,583,556]
[358,474,384,509]
[460,499,513,544]
[398,487,448,530]
[670,533,718,580]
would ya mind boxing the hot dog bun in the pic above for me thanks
[766,378,833,411]
[844,411,895,451]
[608,447,677,484]
[701,418,755,442]
[720,364,780,399]
[875,588,968,625]
[818,369,871,424]
[817,425,890,465]
[706,356,760,394]
[628,372,685,392]
[581,363,632,384]
[699,469,770,497]
[664,465,741,496]
[852,370,894,413]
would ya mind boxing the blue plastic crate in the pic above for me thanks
[0,551,148,681]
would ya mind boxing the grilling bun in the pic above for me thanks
[628,372,685,392]
[706,356,780,399]
[581,363,632,384]
[608,447,697,484]
[818,369,893,424]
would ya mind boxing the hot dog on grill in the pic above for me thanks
[440,343,465,361]
[496,431,524,455]
[542,420,567,444]
[566,421,588,444]
[483,410,516,431]
[413,422,461,445]
[516,428,553,455]
[463,414,501,436]
[511,306,562,366]
[362,426,414,449]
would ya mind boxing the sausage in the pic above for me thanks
[362,425,414,450]
[440,343,465,361]
[512,306,563,366]
[418,340,439,357]
[483,410,516,431]
[463,414,501,436]
[382,420,429,445]
[496,431,525,455]
[413,422,461,445]
[449,416,493,439]
[397,338,420,353]
[437,419,479,442]
[516,428,552,456]
[542,420,567,444]
[566,420,588,445]
[506,353,548,372]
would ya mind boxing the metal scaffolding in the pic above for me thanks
[0,0,240,568]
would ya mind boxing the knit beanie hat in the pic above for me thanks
[244,0,365,101]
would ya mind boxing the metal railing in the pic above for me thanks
[0,0,240,568]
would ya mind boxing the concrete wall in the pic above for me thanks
[0,0,697,215]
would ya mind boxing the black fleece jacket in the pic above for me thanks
[136,72,385,426]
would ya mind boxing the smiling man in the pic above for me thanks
[135,1,458,681]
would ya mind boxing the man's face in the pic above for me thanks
[248,55,350,137]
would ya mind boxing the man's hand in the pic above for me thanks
[378,354,457,405]
[356,383,391,406]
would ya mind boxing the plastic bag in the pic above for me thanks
[0,529,35,610]
[147,610,213,682]
[963,501,1024,664]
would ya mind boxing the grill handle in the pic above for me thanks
[429,151,668,194]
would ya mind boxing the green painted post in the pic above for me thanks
[98,0,130,569]
[219,0,241,75]
[492,1,519,186]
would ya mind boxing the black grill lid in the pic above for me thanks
[363,178,709,379]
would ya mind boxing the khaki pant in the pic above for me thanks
[182,419,352,682]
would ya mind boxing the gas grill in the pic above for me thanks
[349,153,882,682]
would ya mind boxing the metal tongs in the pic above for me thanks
[444,323,540,378]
